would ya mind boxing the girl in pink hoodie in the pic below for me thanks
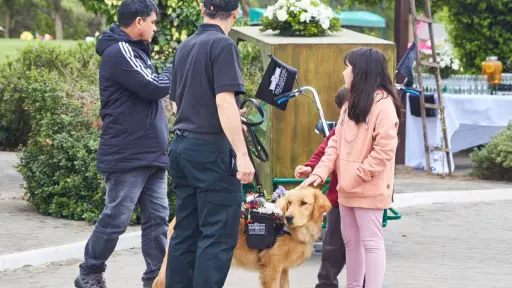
[301,48,401,288]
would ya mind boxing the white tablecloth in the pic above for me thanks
[405,93,512,174]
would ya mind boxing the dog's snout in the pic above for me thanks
[285,215,294,223]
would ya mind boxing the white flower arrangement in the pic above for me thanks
[435,46,461,72]
[256,202,283,216]
[241,186,287,222]
[422,44,462,78]
[260,0,341,37]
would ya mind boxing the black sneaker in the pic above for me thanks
[74,273,107,288]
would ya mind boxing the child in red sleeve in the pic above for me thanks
[295,87,352,288]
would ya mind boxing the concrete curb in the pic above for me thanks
[0,231,142,271]
[2,188,512,272]
[393,188,512,208]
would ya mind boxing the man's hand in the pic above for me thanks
[299,174,323,188]
[236,153,255,184]
[294,165,312,179]
[216,92,254,184]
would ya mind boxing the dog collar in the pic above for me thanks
[276,224,291,237]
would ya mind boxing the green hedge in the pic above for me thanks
[470,121,512,181]
[0,42,99,149]
[1,42,176,223]
[3,38,263,224]
[442,0,512,73]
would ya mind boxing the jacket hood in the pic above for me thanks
[95,24,151,57]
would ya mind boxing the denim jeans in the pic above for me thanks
[165,133,242,288]
[79,167,169,284]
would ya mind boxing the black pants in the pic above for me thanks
[316,206,365,288]
[316,206,346,288]
[166,132,242,288]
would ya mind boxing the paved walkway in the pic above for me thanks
[0,199,139,254]
[1,201,511,287]
[1,151,511,256]
[0,152,24,200]
[0,152,139,254]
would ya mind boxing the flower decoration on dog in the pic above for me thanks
[241,186,289,250]
[260,0,342,37]
[241,188,286,224]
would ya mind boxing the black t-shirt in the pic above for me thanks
[169,24,246,134]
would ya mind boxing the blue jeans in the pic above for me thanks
[166,133,242,288]
[79,167,169,284]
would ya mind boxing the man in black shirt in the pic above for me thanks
[165,0,254,287]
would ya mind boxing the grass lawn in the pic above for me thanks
[0,39,79,63]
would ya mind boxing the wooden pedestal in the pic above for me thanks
[230,26,396,194]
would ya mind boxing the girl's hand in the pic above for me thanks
[299,174,323,188]
[294,165,312,179]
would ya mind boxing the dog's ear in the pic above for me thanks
[275,194,288,215]
[312,188,332,220]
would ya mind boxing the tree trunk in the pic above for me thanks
[394,0,410,165]
[241,0,250,20]
[100,15,107,30]
[53,0,63,39]
[3,12,10,38]
[54,11,63,39]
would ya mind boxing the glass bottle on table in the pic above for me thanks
[482,56,503,94]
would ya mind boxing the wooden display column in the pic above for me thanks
[230,26,396,195]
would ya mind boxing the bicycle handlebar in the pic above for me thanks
[274,86,330,137]
[395,84,420,96]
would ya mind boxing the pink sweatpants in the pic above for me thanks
[340,205,385,288]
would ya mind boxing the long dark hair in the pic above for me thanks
[344,48,402,124]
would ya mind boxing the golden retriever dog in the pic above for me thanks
[153,186,332,288]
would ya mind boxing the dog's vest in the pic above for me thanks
[243,212,291,251]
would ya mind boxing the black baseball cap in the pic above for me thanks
[203,0,239,12]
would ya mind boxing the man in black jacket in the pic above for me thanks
[74,1,171,288]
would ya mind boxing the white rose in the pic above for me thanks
[440,59,448,68]
[296,0,310,10]
[276,9,289,22]
[319,6,333,19]
[303,12,312,22]
[299,12,307,22]
[276,0,287,8]
[321,20,330,29]
[452,59,460,70]
[264,6,275,18]
[307,6,319,18]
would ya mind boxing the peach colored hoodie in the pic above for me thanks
[312,92,399,209]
